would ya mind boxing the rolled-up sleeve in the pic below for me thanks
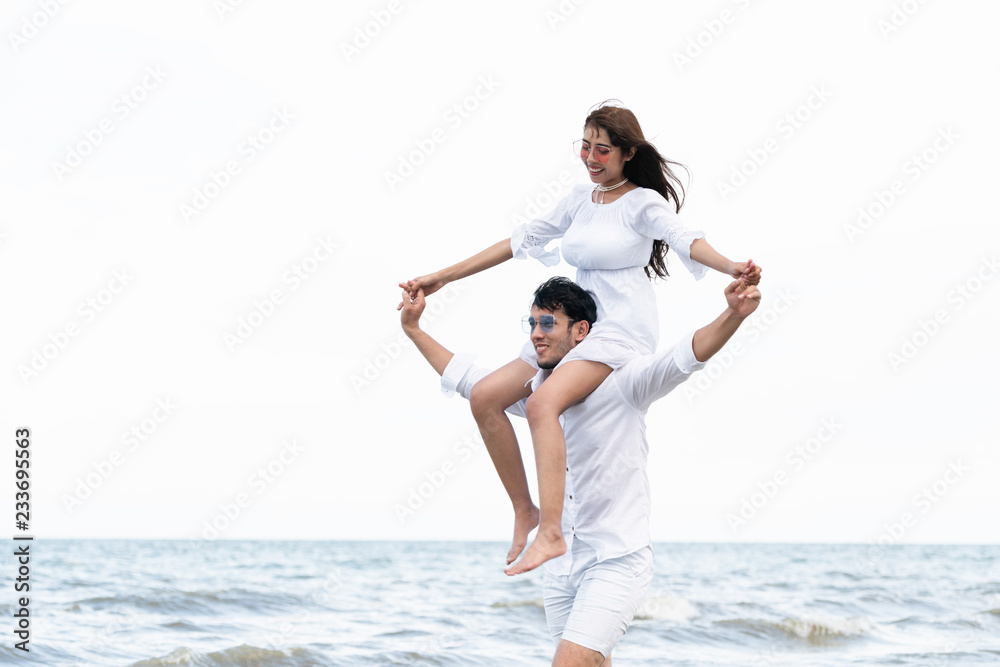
[440,353,486,399]
[616,331,706,409]
[671,331,706,376]
[440,354,528,419]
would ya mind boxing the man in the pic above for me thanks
[400,276,761,666]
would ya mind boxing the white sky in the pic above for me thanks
[2,0,998,546]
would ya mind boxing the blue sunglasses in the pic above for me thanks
[522,315,575,334]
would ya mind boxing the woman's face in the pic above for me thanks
[580,125,631,186]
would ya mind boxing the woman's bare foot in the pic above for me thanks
[507,505,540,565]
[504,525,565,576]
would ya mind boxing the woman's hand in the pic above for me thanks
[396,273,447,310]
[729,259,762,285]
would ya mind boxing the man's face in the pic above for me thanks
[528,306,584,370]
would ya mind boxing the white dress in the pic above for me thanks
[511,184,707,370]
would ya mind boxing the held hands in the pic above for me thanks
[729,259,762,286]
[396,273,447,311]
[725,278,762,319]
[399,287,427,332]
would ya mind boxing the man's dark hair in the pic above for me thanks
[532,277,598,328]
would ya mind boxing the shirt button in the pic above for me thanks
[566,467,569,471]
[569,495,572,499]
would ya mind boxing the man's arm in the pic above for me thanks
[400,288,524,414]
[622,279,761,408]
[400,288,454,376]
[692,279,761,362]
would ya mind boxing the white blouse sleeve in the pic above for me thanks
[630,193,708,280]
[510,186,587,267]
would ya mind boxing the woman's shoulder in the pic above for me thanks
[560,183,595,210]
[622,186,673,212]
[628,186,668,203]
[622,187,685,227]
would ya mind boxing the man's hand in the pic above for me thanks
[396,272,446,310]
[399,287,455,376]
[729,259,762,286]
[400,287,427,334]
[725,278,762,319]
[692,280,763,362]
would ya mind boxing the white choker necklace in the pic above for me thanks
[593,178,628,204]
[594,178,628,192]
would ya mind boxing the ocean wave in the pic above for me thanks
[129,644,335,667]
[887,615,923,626]
[376,629,434,638]
[777,615,874,641]
[489,598,545,609]
[370,650,497,666]
[717,615,874,645]
[161,620,201,632]
[69,588,300,615]
[634,594,701,622]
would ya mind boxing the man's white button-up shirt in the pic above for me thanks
[441,332,705,575]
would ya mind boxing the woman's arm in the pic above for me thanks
[436,238,513,283]
[397,239,513,309]
[630,198,761,283]
[689,239,761,284]
[689,237,738,276]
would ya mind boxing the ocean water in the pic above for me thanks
[2,540,998,666]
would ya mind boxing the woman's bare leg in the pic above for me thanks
[469,358,539,564]
[505,360,612,576]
